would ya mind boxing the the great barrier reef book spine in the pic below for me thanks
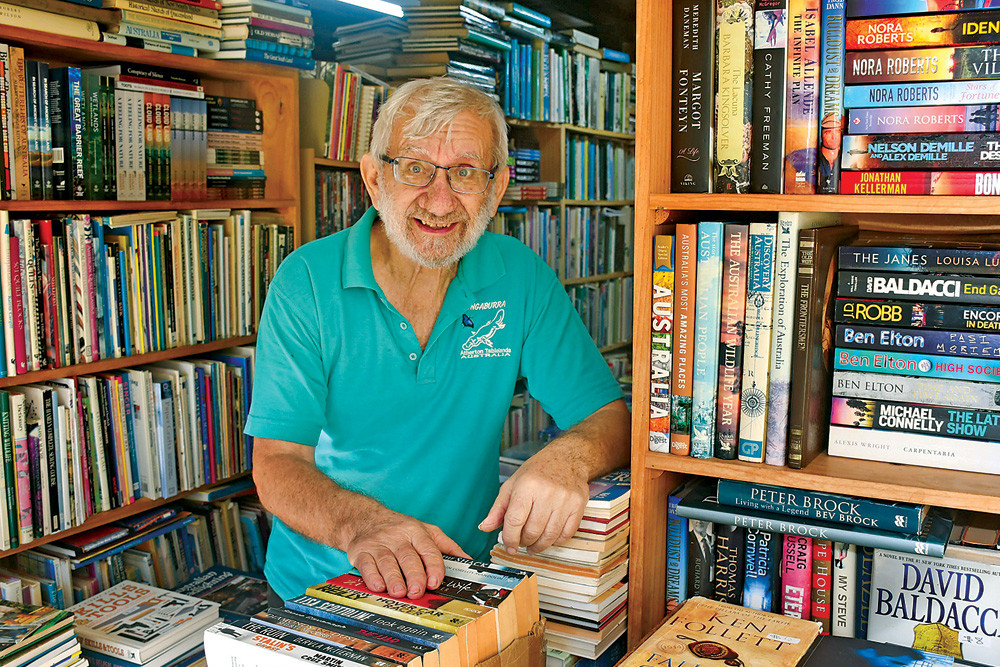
[782,534,813,620]
[691,221,724,458]
[714,223,748,459]
[671,0,715,193]
[832,369,1000,411]
[840,169,1000,195]
[716,478,927,534]
[848,104,1000,134]
[835,322,1000,358]
[671,224,697,456]
[839,269,1000,305]
[831,541,857,638]
[847,0,1000,17]
[844,79,1000,109]
[817,0,846,194]
[738,222,776,463]
[649,234,675,453]
[742,528,780,612]
[841,132,1000,170]
[830,395,1000,442]
[714,0,754,193]
[845,45,1000,84]
[783,0,821,194]
[846,10,1000,50]
[750,0,787,193]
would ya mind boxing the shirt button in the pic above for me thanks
[409,353,417,361]
[400,322,408,330]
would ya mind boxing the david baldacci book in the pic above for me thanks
[617,596,822,667]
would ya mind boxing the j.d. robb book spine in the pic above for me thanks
[714,223,748,459]
[836,323,1000,358]
[742,528,781,612]
[714,0,754,193]
[828,422,1000,475]
[847,0,1000,18]
[782,534,813,620]
[846,10,1000,50]
[817,0,846,195]
[830,395,1000,442]
[845,45,1000,84]
[832,369,1000,412]
[691,221,724,458]
[830,542,857,638]
[783,0,822,194]
[671,224,697,456]
[750,0,788,193]
[834,347,1000,384]
[848,104,1000,134]
[844,79,1000,109]
[650,234,675,453]
[840,170,1000,195]
[839,245,1000,275]
[839,270,1000,305]
[671,0,715,193]
[841,132,1000,170]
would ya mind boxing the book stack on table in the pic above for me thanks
[489,469,630,662]
[0,600,84,667]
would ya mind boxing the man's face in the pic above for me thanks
[377,110,504,269]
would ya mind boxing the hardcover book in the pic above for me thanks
[838,244,1000,275]
[840,170,1000,195]
[802,634,966,666]
[845,45,1000,84]
[712,523,745,604]
[844,80,1000,109]
[649,234,675,452]
[848,104,1000,135]
[174,564,268,621]
[832,369,1000,412]
[783,0,822,194]
[670,224,697,456]
[842,132,1000,170]
[671,0,715,192]
[817,0,845,194]
[810,539,833,633]
[666,479,696,605]
[750,0,787,193]
[831,395,1000,441]
[691,221,724,458]
[742,528,781,612]
[714,0,754,193]
[830,542,857,638]
[714,223,748,460]
[782,534,813,619]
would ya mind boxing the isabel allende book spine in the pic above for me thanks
[783,0,821,194]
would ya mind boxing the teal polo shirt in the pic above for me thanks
[245,207,623,600]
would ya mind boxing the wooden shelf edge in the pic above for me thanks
[0,471,254,558]
[507,117,635,140]
[644,451,1000,513]
[0,335,256,387]
[0,199,297,212]
[647,193,1000,216]
[562,271,634,286]
[314,157,360,169]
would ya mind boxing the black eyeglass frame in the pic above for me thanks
[380,155,497,194]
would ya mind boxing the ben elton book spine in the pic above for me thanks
[848,105,1000,135]
[714,223,748,460]
[840,170,1000,195]
[841,132,1000,170]
[671,0,714,193]
[839,270,1000,305]
[843,79,1000,109]
[817,0,845,195]
[742,528,780,612]
[713,0,753,194]
[750,0,787,193]
[836,323,1000,358]
[832,369,1000,412]
[847,0,1000,18]
[830,395,1000,442]
[783,0,822,194]
[828,422,1000,475]
[845,45,1000,84]
[834,347,1000,384]
[846,11,1000,50]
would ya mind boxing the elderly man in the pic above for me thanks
[246,77,630,603]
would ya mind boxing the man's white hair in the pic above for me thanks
[369,77,509,171]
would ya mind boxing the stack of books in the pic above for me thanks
[332,16,409,73]
[212,0,315,69]
[205,95,265,199]
[203,555,542,666]
[489,469,630,661]
[0,600,83,667]
[69,580,219,667]
[101,0,223,57]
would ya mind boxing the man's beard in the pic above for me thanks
[377,189,495,269]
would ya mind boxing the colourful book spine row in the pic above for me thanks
[839,269,1000,304]
[845,45,1000,84]
[838,245,1000,275]
[840,169,1000,195]
[830,395,1000,441]
[842,132,1000,170]
[848,104,1000,135]
[845,10,1000,50]
[832,369,1000,412]
[843,79,1000,109]
[834,347,1000,384]
[836,323,1000,359]
[835,297,1000,332]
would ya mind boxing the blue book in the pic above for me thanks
[214,49,316,70]
[665,480,694,604]
[742,528,781,612]
[677,480,953,558]
[602,47,630,63]
[114,372,141,502]
[817,0,846,194]
[503,2,552,28]
[844,79,1000,108]
[690,221,724,458]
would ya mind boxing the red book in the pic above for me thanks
[811,539,833,634]
[781,534,813,620]
[201,368,217,484]
[9,236,27,375]
[35,220,60,369]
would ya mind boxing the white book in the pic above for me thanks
[0,212,15,376]
[828,424,1000,475]
[831,542,856,638]
[153,379,179,498]
[48,378,84,526]
[20,384,52,535]
[147,366,192,491]
[9,391,33,544]
[152,359,203,487]
[204,621,373,667]
[125,369,158,499]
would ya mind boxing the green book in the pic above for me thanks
[0,391,17,548]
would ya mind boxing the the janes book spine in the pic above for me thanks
[839,244,1000,274]
[848,104,1000,134]
[714,223,748,460]
[672,0,715,192]
[714,0,754,193]
[649,235,675,452]
[783,0,821,194]
[832,369,1000,411]
[750,0,787,193]
[691,221,724,458]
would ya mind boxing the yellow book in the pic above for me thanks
[0,3,100,41]
[619,597,822,667]
[109,9,223,39]
[104,1,222,29]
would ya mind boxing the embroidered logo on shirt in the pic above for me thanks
[460,306,512,359]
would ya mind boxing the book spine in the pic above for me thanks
[0,48,12,200]
[691,222,724,458]
[830,541,857,638]
[847,104,1000,134]
[9,236,26,374]
[670,224,697,455]
[46,68,69,200]
[828,422,1000,475]
[842,132,1000,170]
[855,545,873,639]
[714,223,748,459]
[839,245,1000,274]
[10,393,32,544]
[781,534,812,619]
[817,0,846,194]
[848,0,998,16]
[713,0,753,193]
[686,518,715,599]
[306,584,466,635]
[286,596,453,646]
[783,0,821,194]
[36,63,53,200]
[832,369,1000,411]
[113,21,221,51]
[810,539,833,634]
[0,393,15,546]
[26,62,41,199]
[9,47,28,201]
[750,0,787,193]
[671,0,714,192]
[845,45,1000,84]
[0,3,101,40]
[665,486,690,605]
[846,10,1000,50]
[716,479,925,534]
[737,222,776,462]
[840,269,1000,305]
[742,528,780,612]
[845,79,1000,108]
[836,322,1000,358]
[712,523,745,604]
[649,235,674,453]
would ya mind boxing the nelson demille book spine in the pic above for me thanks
[842,132,1000,170]
[714,223,748,460]
[846,10,1000,50]
[840,170,1000,195]
[835,297,1000,332]
[750,0,787,193]
[844,45,1000,84]
[714,0,753,193]
[848,104,1000,134]
[672,0,715,192]
[783,0,821,194]
[649,234,675,453]
[817,0,845,194]
[839,269,1000,305]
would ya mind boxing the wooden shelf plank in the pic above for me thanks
[562,271,634,286]
[0,335,256,388]
[500,199,562,206]
[644,452,1000,513]
[507,117,635,141]
[0,200,296,212]
[648,193,1000,217]
[314,157,360,169]
[0,472,254,558]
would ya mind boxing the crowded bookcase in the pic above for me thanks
[627,0,1000,649]
[0,23,300,559]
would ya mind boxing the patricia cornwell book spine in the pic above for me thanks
[691,221,724,458]
[670,224,697,456]
[743,528,781,612]
[714,223,748,460]
[649,234,674,452]
[832,369,1000,411]
[843,79,1000,109]
[783,0,821,194]
[714,0,753,193]
[831,395,1000,441]
[842,132,1000,170]
[848,104,1000,134]
[840,169,1000,195]
[846,10,1000,50]
[845,44,1000,84]
[712,523,745,604]
[835,322,1000,358]
[817,0,845,194]
[750,0,787,193]
[671,0,715,192]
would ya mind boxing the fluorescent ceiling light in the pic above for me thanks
[331,0,404,16]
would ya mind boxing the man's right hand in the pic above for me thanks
[345,506,470,600]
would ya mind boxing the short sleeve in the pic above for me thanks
[244,255,329,446]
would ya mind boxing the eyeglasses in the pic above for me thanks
[380,155,496,195]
